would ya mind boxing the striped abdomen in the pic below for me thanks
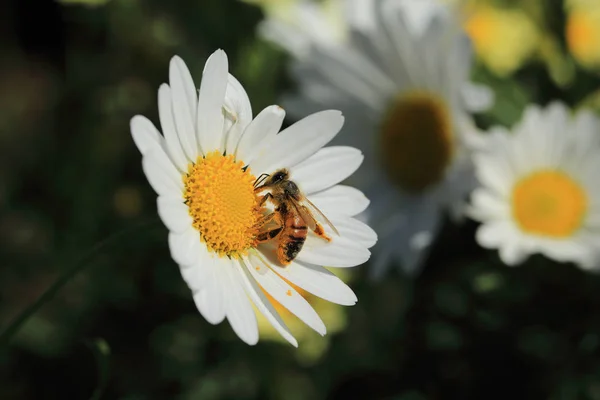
[277,213,307,265]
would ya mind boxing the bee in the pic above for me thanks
[254,168,339,266]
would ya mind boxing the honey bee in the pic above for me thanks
[254,168,339,266]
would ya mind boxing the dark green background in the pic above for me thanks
[2,0,600,398]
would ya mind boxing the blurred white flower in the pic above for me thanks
[130,50,376,346]
[469,103,600,269]
[270,0,492,278]
[249,0,373,58]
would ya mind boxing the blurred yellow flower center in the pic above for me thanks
[183,151,262,258]
[566,10,600,66]
[465,8,495,48]
[380,91,453,192]
[512,170,587,238]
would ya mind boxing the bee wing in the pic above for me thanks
[300,197,340,237]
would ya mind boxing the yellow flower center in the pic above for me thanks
[465,8,496,49]
[380,91,454,193]
[183,151,262,258]
[464,5,539,76]
[566,9,600,67]
[512,170,588,238]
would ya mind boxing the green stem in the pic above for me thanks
[0,218,160,348]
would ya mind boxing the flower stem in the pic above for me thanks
[0,218,160,348]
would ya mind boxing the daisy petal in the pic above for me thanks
[168,228,202,267]
[170,56,197,121]
[130,115,163,155]
[272,261,357,306]
[158,85,189,170]
[292,146,364,193]
[331,216,378,248]
[180,244,212,291]
[298,236,371,267]
[197,49,228,153]
[248,253,327,336]
[224,74,253,155]
[193,261,225,324]
[499,239,528,266]
[250,110,345,175]
[157,197,192,233]
[222,262,258,345]
[236,105,286,164]
[308,185,370,217]
[142,149,182,197]
[237,259,298,347]
[170,58,199,161]
[475,221,513,249]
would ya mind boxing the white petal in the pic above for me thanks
[461,83,494,113]
[298,235,371,267]
[169,59,200,161]
[236,105,285,164]
[222,262,258,345]
[130,115,163,155]
[291,146,364,194]
[197,49,228,153]
[237,258,298,347]
[250,110,345,175]
[331,216,378,248]
[193,260,225,324]
[170,56,197,122]
[247,253,326,335]
[308,185,370,217]
[272,260,357,306]
[224,74,253,155]
[158,85,189,171]
[180,243,212,291]
[474,154,512,198]
[142,149,182,197]
[168,228,202,267]
[498,239,529,266]
[468,188,509,222]
[157,197,191,233]
[475,221,514,250]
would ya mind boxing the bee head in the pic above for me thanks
[269,169,289,185]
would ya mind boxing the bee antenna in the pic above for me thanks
[254,173,270,188]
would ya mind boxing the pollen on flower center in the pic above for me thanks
[183,151,262,258]
[379,91,454,193]
[512,170,587,238]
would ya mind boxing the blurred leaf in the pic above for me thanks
[472,64,531,128]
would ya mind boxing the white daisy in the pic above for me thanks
[272,0,493,278]
[252,0,374,59]
[469,102,600,269]
[130,50,376,346]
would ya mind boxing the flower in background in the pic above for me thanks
[256,268,354,363]
[566,0,600,71]
[130,50,376,346]
[469,103,600,269]
[243,0,373,58]
[271,0,492,278]
[463,2,540,76]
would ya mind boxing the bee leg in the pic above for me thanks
[256,227,283,243]
[257,192,273,207]
[254,212,275,229]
